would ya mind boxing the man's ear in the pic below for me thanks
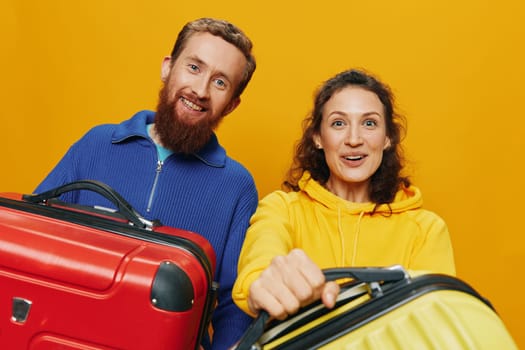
[161,56,172,82]
[222,97,241,117]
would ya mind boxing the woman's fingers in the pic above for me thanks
[247,249,334,319]
[321,281,340,308]
[248,266,301,319]
[283,249,325,304]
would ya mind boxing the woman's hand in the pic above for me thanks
[247,249,340,320]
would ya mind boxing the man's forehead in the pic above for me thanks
[179,32,246,82]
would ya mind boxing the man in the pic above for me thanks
[35,17,257,350]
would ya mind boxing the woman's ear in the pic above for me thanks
[383,137,391,150]
[313,134,323,149]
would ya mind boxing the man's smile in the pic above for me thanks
[180,96,205,111]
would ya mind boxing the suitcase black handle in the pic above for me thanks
[23,180,153,229]
[234,265,408,350]
[323,265,407,284]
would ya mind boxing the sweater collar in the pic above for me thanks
[112,110,227,168]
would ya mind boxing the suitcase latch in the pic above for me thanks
[12,297,32,323]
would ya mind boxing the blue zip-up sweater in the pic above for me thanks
[35,110,257,350]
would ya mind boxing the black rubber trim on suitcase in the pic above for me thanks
[151,261,195,311]
[271,274,494,350]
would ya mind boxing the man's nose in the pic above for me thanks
[192,77,210,99]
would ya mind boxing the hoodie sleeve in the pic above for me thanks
[232,190,294,316]
[409,210,456,276]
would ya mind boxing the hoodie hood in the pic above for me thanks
[298,172,424,267]
[298,172,423,215]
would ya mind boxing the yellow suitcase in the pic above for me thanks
[235,266,518,349]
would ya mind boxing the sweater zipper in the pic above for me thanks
[147,160,163,213]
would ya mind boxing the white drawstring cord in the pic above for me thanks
[351,211,365,266]
[337,206,345,266]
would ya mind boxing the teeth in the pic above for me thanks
[345,156,363,160]
[181,97,203,111]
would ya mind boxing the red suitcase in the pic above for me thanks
[0,180,217,350]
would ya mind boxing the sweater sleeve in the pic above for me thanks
[34,141,82,196]
[409,210,456,276]
[232,191,295,316]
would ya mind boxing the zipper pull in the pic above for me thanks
[147,160,163,214]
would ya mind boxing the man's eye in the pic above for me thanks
[189,64,199,71]
[215,79,226,88]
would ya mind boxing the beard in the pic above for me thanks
[154,83,223,155]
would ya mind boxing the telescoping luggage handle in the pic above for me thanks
[22,180,155,230]
[234,265,408,350]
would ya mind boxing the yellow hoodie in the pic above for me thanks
[232,174,455,315]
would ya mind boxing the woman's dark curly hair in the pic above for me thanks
[284,68,410,207]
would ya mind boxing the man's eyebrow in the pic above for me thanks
[184,55,208,70]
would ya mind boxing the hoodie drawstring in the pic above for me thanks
[337,207,365,266]
[337,206,344,266]
[351,211,365,266]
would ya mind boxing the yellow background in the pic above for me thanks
[2,0,524,347]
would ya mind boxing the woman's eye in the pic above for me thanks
[364,120,377,127]
[189,64,199,72]
[331,120,345,127]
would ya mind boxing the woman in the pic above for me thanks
[232,69,455,321]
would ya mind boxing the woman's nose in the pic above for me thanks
[346,125,363,146]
